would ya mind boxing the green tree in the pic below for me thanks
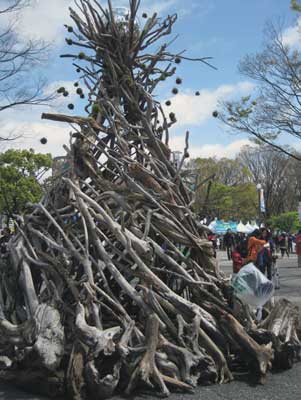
[202,182,257,221]
[191,157,257,220]
[268,211,301,232]
[0,149,52,222]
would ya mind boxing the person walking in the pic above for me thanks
[223,229,235,260]
[257,228,273,280]
[288,233,293,254]
[279,233,289,258]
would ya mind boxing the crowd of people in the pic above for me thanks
[208,228,301,283]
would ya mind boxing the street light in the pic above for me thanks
[256,183,262,224]
[256,183,266,225]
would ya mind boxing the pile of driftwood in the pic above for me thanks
[0,1,300,398]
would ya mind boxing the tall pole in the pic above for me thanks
[256,183,262,226]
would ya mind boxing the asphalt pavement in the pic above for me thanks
[0,251,301,400]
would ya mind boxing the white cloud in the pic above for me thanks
[0,120,70,156]
[283,19,301,48]
[163,81,255,127]
[14,0,180,46]
[15,0,73,44]
[169,136,251,159]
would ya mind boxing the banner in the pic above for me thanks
[214,221,237,234]
[260,189,266,213]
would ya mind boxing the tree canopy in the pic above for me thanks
[190,156,257,220]
[190,144,301,220]
[0,149,52,221]
[268,211,301,232]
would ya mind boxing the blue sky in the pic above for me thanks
[1,0,298,158]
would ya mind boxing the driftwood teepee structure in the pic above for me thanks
[0,1,300,398]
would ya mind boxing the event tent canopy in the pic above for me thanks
[208,220,259,234]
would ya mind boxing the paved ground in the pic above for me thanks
[0,251,301,399]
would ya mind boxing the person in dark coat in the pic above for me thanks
[223,229,235,260]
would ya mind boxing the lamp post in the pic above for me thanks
[256,183,266,226]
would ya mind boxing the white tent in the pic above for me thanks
[245,221,254,234]
[208,219,217,233]
[251,221,259,231]
[237,221,248,233]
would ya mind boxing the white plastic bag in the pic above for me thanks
[231,263,274,308]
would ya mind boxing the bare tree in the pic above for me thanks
[237,145,301,216]
[218,22,301,161]
[0,0,55,141]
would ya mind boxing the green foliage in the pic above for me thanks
[0,149,52,219]
[268,212,301,232]
[203,182,257,221]
[291,0,301,12]
[191,157,257,220]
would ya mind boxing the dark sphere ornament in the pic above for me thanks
[63,91,69,97]
[76,88,83,95]
[195,91,200,96]
[165,100,171,106]
[176,77,182,85]
[142,13,147,18]
[76,68,81,73]
[78,52,85,60]
[66,38,73,45]
[174,57,181,64]
[57,87,65,94]
[80,94,85,99]
[67,26,73,32]
[68,104,74,110]
[40,137,47,145]
[212,110,219,118]
[172,88,178,95]
[74,82,79,87]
